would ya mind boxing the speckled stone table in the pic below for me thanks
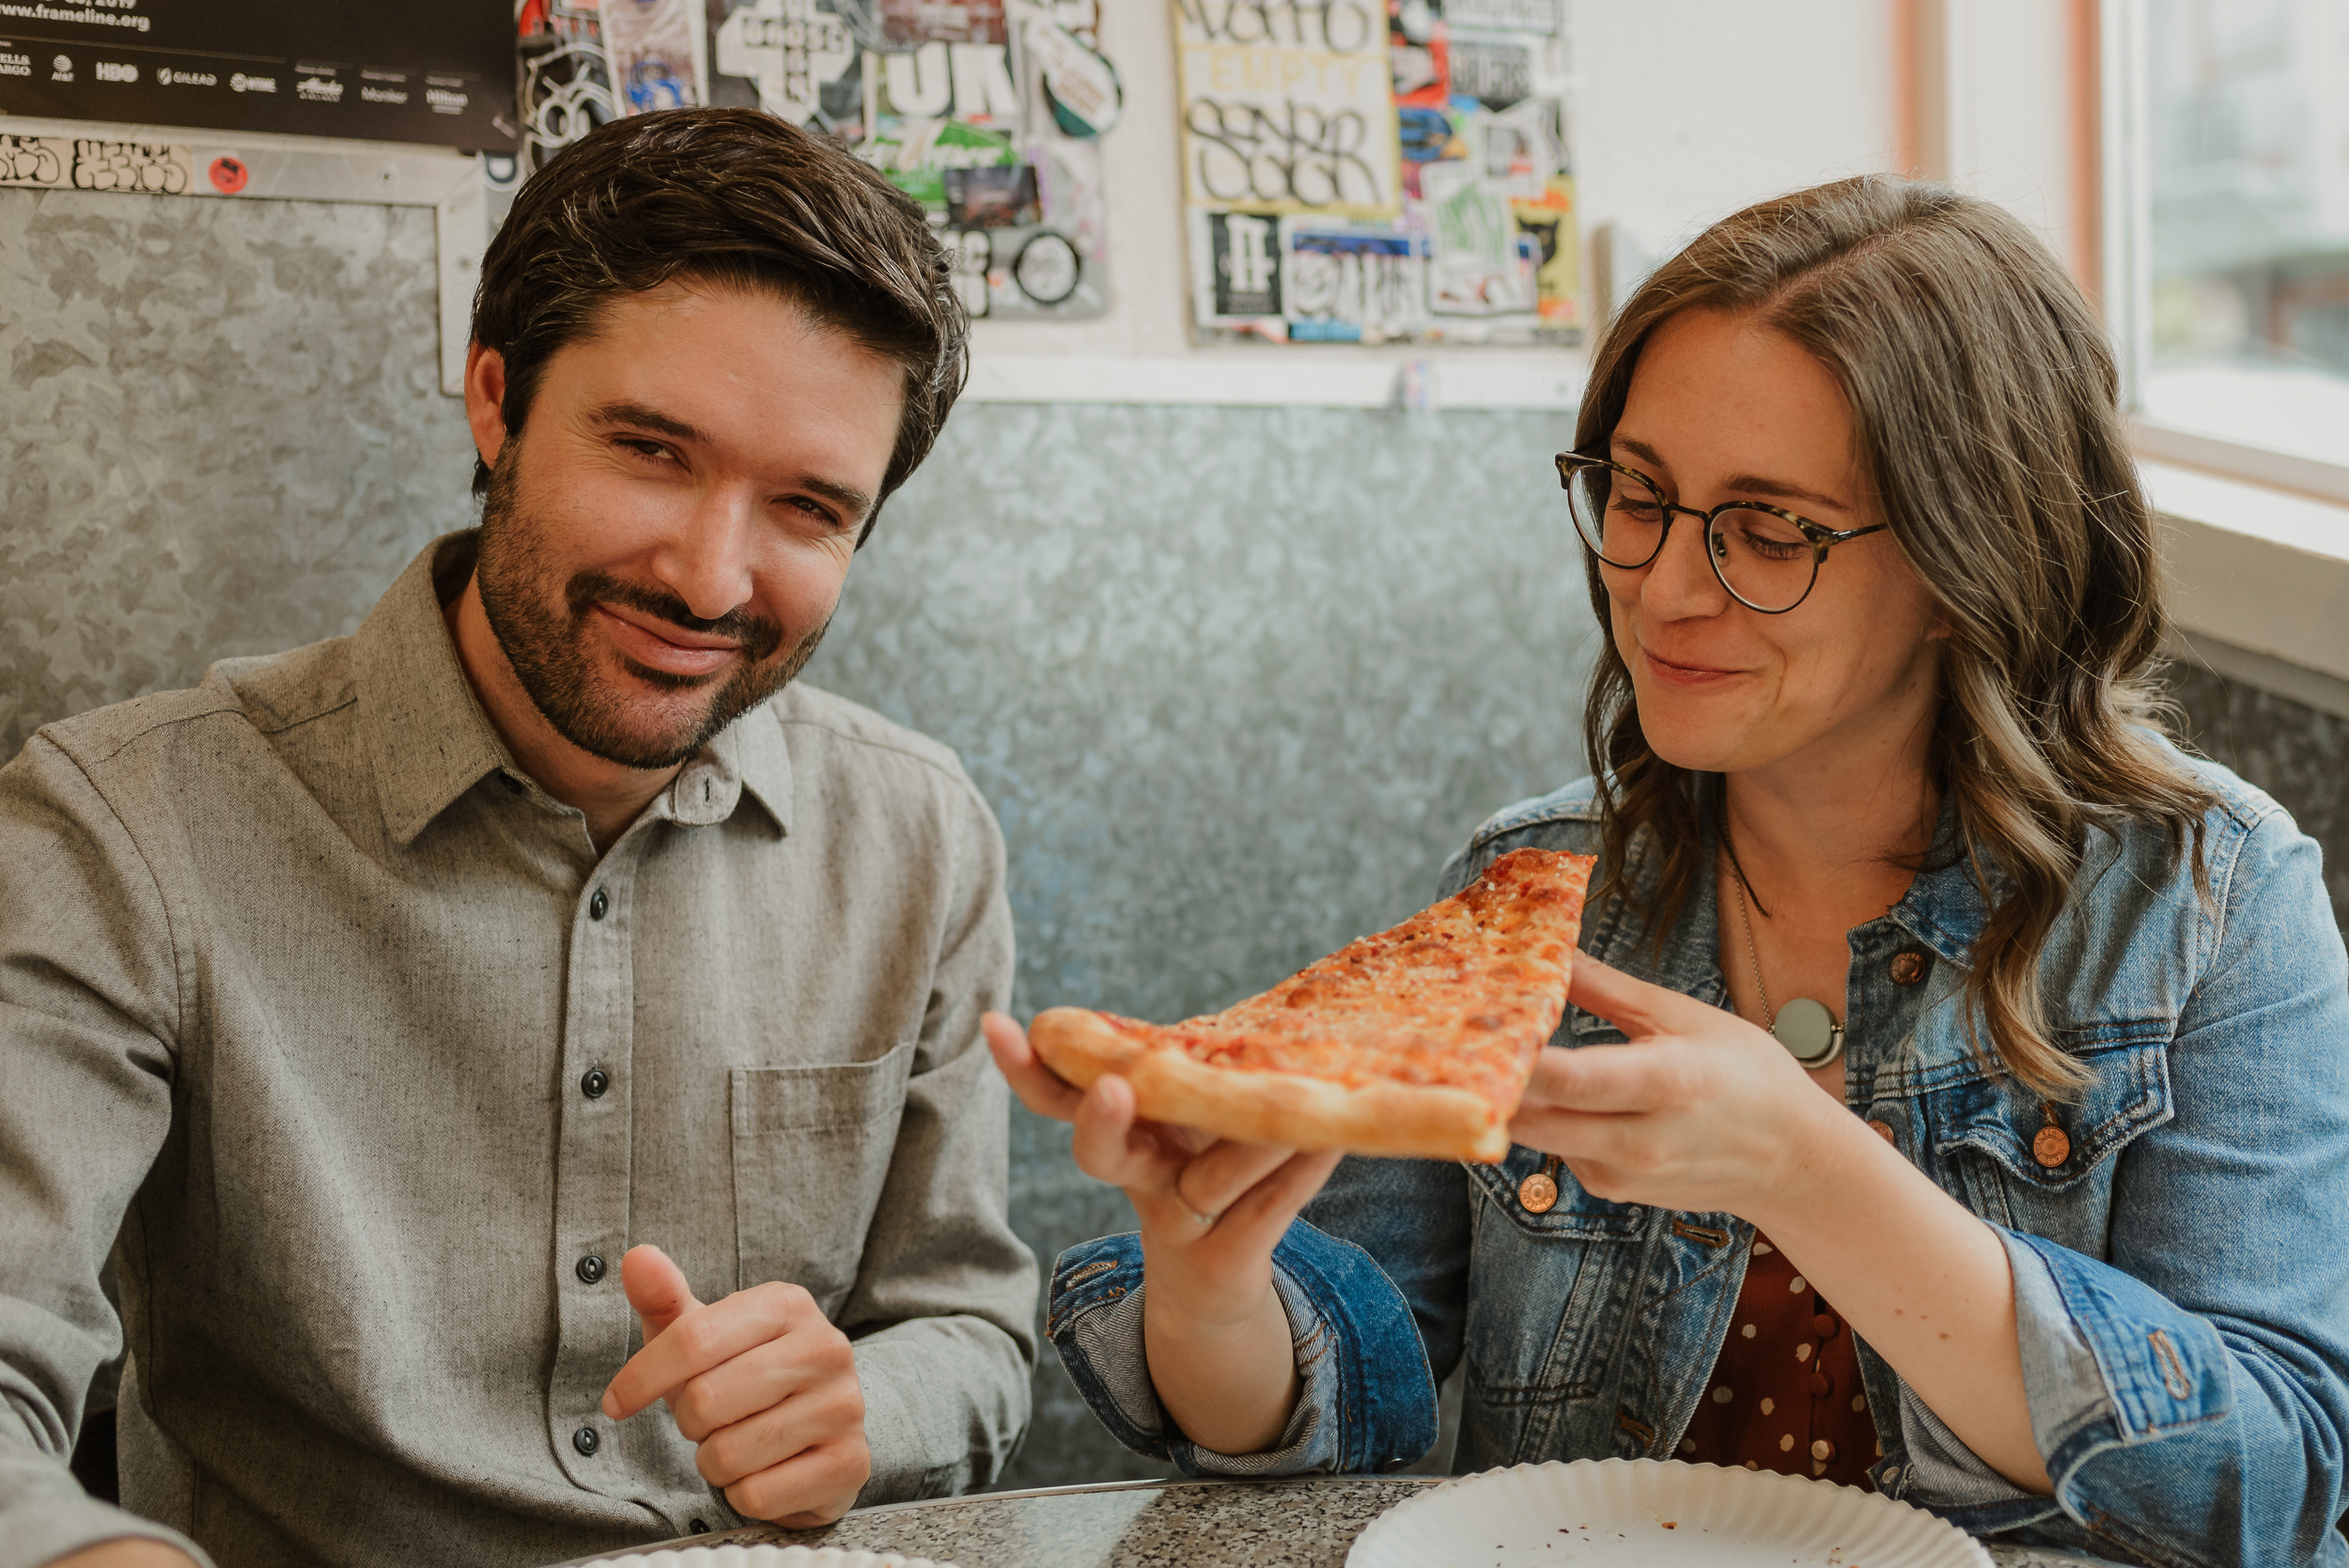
[630,1477,2120,1568]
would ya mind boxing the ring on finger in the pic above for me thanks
[1172,1180,1221,1229]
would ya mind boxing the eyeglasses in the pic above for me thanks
[1555,454,1889,614]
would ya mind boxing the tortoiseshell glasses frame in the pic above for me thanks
[1555,453,1890,614]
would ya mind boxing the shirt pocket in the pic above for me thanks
[729,1041,915,1315]
[1922,1027,2172,1251]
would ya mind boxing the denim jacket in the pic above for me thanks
[1049,753,2349,1566]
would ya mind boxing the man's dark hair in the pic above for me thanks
[470,107,968,539]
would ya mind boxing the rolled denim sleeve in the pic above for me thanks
[1875,1236,2103,1531]
[1900,806,2349,1564]
[1046,1218,1439,1476]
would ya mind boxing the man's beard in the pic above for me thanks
[474,452,829,770]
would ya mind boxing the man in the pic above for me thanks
[0,108,1034,1568]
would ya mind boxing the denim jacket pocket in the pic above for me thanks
[1466,1146,1648,1240]
[729,1042,915,1312]
[1462,1152,1646,1417]
[1924,1026,2172,1244]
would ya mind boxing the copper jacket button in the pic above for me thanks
[1890,949,1930,986]
[2033,1126,2072,1167]
[1867,1119,1896,1144]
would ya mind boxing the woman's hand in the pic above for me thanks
[1522,961,2052,1494]
[983,1012,1339,1454]
[1510,955,1848,1228]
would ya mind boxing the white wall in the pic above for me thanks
[1569,1,1902,262]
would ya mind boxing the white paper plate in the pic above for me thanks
[1347,1459,1992,1568]
[583,1547,958,1568]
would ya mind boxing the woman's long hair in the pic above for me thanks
[1579,175,2215,1096]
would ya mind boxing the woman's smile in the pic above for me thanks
[1638,644,1747,686]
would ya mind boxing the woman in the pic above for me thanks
[987,176,2349,1563]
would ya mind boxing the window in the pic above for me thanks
[2122,0,2349,495]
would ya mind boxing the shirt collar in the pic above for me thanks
[353,533,517,848]
[1574,783,2002,1007]
[353,531,796,847]
[1889,794,2003,970]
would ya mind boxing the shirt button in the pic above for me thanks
[690,1520,710,1535]
[581,1067,610,1099]
[497,772,525,796]
[588,889,609,921]
[1813,1312,1838,1339]
[573,1425,599,1456]
[1811,1437,1837,1462]
[1809,1371,1833,1398]
[1890,949,1930,986]
[576,1253,605,1284]
[1867,1119,1896,1144]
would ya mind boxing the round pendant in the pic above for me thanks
[1770,997,1844,1067]
[1517,1171,1559,1213]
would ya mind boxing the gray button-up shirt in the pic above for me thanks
[0,534,1035,1568]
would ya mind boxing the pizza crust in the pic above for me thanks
[1031,1005,1514,1162]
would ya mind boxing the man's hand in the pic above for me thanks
[601,1245,871,1527]
[48,1541,198,1568]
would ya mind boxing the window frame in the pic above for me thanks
[2100,0,2349,507]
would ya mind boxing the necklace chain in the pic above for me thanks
[1728,857,1773,1025]
[1724,846,1847,1070]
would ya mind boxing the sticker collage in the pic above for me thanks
[517,0,1118,321]
[508,0,1575,344]
[1182,0,1578,345]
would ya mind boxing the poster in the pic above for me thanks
[1178,0,1579,345]
[519,0,618,174]
[0,0,515,151]
[605,0,712,115]
[0,132,193,194]
[686,0,1118,321]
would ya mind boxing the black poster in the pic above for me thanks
[0,1,516,151]
[1208,210,1281,319]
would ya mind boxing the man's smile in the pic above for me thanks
[592,600,742,679]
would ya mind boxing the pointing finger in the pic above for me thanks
[605,1279,810,1421]
[618,1244,702,1343]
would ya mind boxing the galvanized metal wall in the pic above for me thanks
[6,185,2341,1491]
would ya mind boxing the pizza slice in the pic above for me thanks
[1029,847,1595,1163]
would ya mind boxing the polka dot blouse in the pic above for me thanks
[1676,1234,1879,1489]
